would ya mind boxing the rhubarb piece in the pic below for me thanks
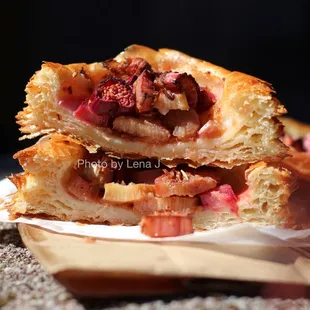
[141,212,194,237]
[134,70,155,113]
[125,75,137,85]
[73,104,110,126]
[158,72,199,107]
[155,169,217,197]
[162,109,200,140]
[67,173,100,201]
[199,184,238,215]
[77,77,136,127]
[126,57,151,76]
[196,87,217,113]
[58,97,86,112]
[134,196,199,216]
[103,183,155,203]
[102,59,124,75]
[113,116,171,143]
[153,92,189,115]
[103,57,151,78]
[88,99,119,117]
[198,120,223,139]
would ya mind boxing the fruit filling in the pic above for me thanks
[64,151,244,220]
[58,57,223,143]
[141,211,194,238]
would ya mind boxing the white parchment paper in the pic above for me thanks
[1,177,310,246]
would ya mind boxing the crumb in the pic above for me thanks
[76,222,87,226]
[83,237,96,243]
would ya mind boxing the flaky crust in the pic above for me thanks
[238,162,297,227]
[8,134,298,229]
[194,161,298,229]
[9,135,140,225]
[17,45,287,168]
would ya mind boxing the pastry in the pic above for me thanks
[17,45,287,168]
[8,134,298,229]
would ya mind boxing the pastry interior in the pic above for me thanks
[9,134,297,229]
[17,45,287,168]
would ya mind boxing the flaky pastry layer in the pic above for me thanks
[17,45,287,168]
[8,134,298,229]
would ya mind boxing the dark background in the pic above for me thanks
[1,0,310,174]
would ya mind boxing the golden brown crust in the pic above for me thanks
[8,135,141,225]
[17,45,287,168]
[13,134,84,168]
[240,161,298,227]
[8,134,298,229]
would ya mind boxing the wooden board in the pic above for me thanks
[18,224,310,297]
